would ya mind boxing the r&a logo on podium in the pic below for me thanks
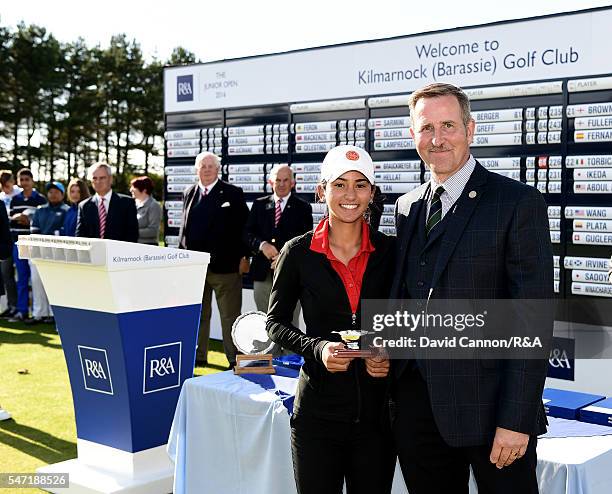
[177,75,194,102]
[78,345,114,395]
[143,342,182,394]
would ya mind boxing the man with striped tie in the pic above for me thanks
[245,164,312,322]
[389,83,553,494]
[76,162,138,243]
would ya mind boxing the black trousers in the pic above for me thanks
[290,413,396,494]
[392,368,539,494]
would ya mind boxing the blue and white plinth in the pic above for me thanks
[17,235,209,494]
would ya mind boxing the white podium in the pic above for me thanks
[17,235,209,494]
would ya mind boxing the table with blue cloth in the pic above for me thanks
[167,368,612,494]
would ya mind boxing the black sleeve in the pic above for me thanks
[0,202,13,260]
[235,188,251,257]
[245,201,263,255]
[300,201,313,234]
[266,243,327,362]
[497,186,554,434]
[125,198,139,243]
[75,203,87,238]
[368,186,386,231]
[177,187,192,249]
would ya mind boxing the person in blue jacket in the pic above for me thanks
[27,182,69,324]
[61,178,90,237]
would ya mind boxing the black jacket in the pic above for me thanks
[76,192,139,243]
[178,181,249,274]
[0,202,12,260]
[266,228,396,423]
[245,193,313,281]
[0,202,11,297]
[391,163,554,446]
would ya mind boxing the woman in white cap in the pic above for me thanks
[267,145,395,493]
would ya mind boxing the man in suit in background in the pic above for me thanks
[246,164,312,322]
[76,162,138,242]
[179,152,250,368]
[387,83,553,493]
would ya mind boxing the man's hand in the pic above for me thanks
[321,342,354,373]
[270,256,279,270]
[239,257,250,274]
[489,427,529,469]
[12,213,29,226]
[261,241,279,260]
[364,352,390,378]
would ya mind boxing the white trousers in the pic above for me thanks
[29,261,52,318]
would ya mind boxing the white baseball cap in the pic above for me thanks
[321,145,375,185]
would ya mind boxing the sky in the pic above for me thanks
[2,0,611,176]
[2,0,612,63]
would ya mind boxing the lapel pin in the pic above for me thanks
[468,190,477,199]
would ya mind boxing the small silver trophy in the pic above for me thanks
[332,330,373,357]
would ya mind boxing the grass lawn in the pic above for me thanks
[0,319,227,493]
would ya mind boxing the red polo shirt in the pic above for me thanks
[310,218,374,314]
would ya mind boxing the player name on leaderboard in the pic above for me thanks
[569,155,612,194]
[291,120,366,154]
[165,127,223,158]
[289,98,366,154]
[570,102,612,143]
[368,116,414,151]
[164,127,223,196]
[165,201,184,243]
[226,124,289,155]
[565,254,612,297]
[378,203,396,236]
[373,161,423,195]
[225,163,269,193]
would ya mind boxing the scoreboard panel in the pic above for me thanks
[164,7,612,326]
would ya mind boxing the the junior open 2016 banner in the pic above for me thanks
[164,8,612,113]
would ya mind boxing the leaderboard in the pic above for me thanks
[163,74,612,315]
[226,124,289,156]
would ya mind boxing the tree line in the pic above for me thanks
[0,21,198,191]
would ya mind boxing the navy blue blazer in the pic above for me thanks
[76,192,139,243]
[391,162,554,447]
[245,193,313,281]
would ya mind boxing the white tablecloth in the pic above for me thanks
[167,371,612,494]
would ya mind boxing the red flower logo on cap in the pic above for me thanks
[346,150,359,161]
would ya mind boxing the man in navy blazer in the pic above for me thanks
[76,162,138,243]
[385,83,553,494]
[245,164,312,318]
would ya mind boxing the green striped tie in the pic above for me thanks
[426,186,445,236]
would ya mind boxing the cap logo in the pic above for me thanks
[346,150,359,161]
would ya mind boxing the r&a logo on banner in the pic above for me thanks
[78,345,114,395]
[177,75,194,102]
[143,342,182,394]
[547,337,575,381]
